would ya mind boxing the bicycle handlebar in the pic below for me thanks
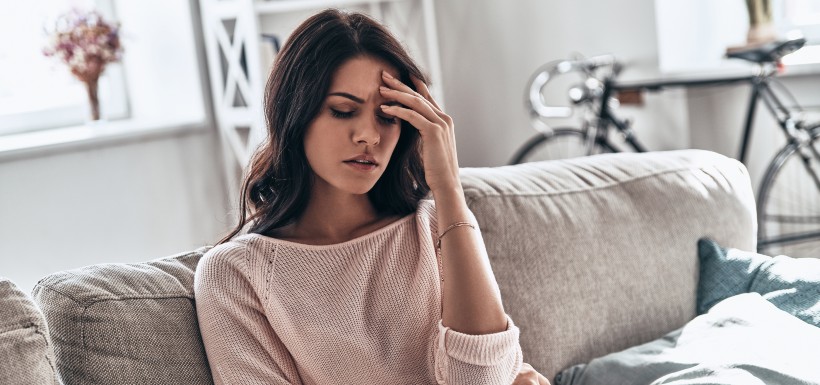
[553,54,619,75]
[527,54,620,118]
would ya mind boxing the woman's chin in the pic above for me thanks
[348,184,378,195]
[327,179,378,196]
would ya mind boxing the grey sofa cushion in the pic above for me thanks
[31,247,214,385]
[459,149,756,379]
[0,277,61,385]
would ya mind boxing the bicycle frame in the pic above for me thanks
[607,66,820,251]
[592,77,650,154]
[597,64,815,166]
[521,44,820,254]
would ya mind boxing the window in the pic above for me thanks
[776,0,820,42]
[655,0,820,73]
[0,0,128,136]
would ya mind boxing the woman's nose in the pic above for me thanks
[353,117,380,146]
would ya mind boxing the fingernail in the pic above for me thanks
[380,86,390,92]
[383,71,394,79]
[380,104,390,109]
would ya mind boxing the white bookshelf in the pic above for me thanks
[198,0,444,207]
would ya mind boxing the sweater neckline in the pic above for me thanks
[242,212,416,250]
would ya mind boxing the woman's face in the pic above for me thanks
[303,56,402,196]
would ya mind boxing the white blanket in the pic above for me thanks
[556,293,820,385]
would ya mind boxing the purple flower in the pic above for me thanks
[42,8,123,83]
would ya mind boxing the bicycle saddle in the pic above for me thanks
[726,37,806,63]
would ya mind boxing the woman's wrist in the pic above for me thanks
[431,181,465,202]
[432,183,471,224]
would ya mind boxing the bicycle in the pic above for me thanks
[510,38,820,258]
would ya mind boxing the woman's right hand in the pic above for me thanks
[379,71,461,195]
[512,362,551,385]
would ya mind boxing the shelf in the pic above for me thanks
[0,118,208,162]
[254,0,407,15]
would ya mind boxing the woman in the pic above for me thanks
[194,8,549,385]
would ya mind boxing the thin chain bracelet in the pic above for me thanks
[435,221,476,282]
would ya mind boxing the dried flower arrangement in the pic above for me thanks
[43,9,123,121]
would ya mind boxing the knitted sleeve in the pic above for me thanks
[434,314,524,385]
[194,243,303,385]
[420,199,524,383]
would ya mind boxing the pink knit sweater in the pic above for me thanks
[194,199,523,384]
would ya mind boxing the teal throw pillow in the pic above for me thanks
[696,237,820,327]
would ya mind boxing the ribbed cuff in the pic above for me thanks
[437,314,520,365]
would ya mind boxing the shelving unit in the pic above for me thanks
[198,0,444,207]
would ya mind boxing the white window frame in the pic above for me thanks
[0,0,130,136]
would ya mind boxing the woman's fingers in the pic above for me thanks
[400,75,454,142]
[380,104,436,134]
[408,75,452,126]
[381,72,447,124]
[381,71,427,102]
[382,72,451,123]
[410,75,441,111]
[380,87,444,126]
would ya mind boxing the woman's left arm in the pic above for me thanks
[379,71,507,335]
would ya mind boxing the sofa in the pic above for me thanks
[2,149,781,383]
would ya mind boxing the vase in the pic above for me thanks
[747,22,777,45]
[745,0,776,45]
[84,77,101,122]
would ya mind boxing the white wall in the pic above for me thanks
[0,130,230,295]
[434,0,690,167]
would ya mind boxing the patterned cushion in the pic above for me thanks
[697,237,820,327]
[0,277,61,385]
[31,247,213,385]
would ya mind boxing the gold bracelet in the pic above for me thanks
[436,221,476,251]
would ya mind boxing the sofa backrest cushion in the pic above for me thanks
[459,149,756,379]
[32,248,213,385]
[0,277,61,385]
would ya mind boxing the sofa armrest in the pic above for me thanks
[31,247,214,385]
[0,277,61,385]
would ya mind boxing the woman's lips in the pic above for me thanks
[344,161,377,171]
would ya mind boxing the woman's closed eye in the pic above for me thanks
[330,108,398,125]
[329,108,353,119]
[378,114,399,125]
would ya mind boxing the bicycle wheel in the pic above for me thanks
[509,127,616,164]
[757,124,820,258]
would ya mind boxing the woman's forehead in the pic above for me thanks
[329,56,399,92]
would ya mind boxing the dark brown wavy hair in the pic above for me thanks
[216,9,431,245]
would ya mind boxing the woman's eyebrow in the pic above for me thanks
[328,92,364,103]
[327,92,401,106]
